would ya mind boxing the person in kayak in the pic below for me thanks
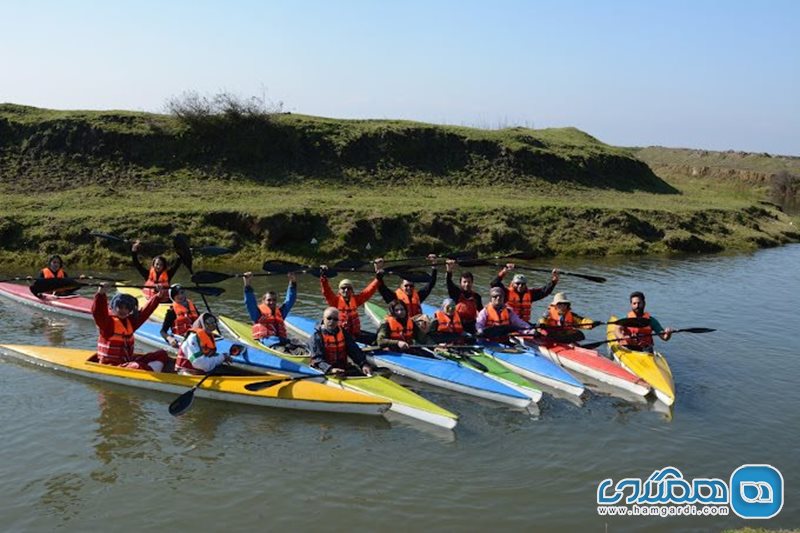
[175,313,231,375]
[613,291,673,352]
[538,292,596,344]
[445,259,483,334]
[33,254,84,295]
[160,284,200,348]
[244,271,303,352]
[319,265,380,344]
[92,283,169,372]
[376,300,430,351]
[131,240,182,302]
[476,287,533,340]
[309,307,374,376]
[430,298,465,335]
[490,264,560,323]
[375,254,438,316]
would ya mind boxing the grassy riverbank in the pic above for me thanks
[0,104,797,268]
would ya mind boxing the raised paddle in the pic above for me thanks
[92,231,232,257]
[434,348,490,372]
[29,277,225,297]
[263,260,338,278]
[580,328,717,350]
[244,367,392,391]
[192,270,273,284]
[496,253,607,283]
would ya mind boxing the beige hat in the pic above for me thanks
[338,279,354,289]
[551,292,571,305]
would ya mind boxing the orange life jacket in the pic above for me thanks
[41,267,65,279]
[336,295,362,337]
[97,316,135,365]
[143,267,170,301]
[171,299,199,336]
[176,327,217,372]
[435,310,464,333]
[456,293,479,323]
[395,288,421,317]
[485,305,511,328]
[386,316,414,343]
[622,311,653,349]
[252,303,287,340]
[506,289,533,322]
[321,329,349,368]
[544,305,576,329]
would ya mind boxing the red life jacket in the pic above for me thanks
[171,299,199,336]
[321,329,349,368]
[456,293,479,323]
[41,267,65,279]
[176,327,217,373]
[395,288,421,317]
[252,303,287,339]
[506,289,532,322]
[144,267,170,301]
[622,311,653,349]
[336,295,362,337]
[97,316,135,365]
[545,306,576,329]
[386,316,414,343]
[485,305,511,328]
[435,310,463,333]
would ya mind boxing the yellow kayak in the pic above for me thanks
[0,344,390,416]
[606,316,675,406]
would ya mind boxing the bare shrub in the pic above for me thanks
[166,90,284,128]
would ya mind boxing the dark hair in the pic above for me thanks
[151,255,168,267]
[629,291,646,302]
[48,254,63,265]
[460,272,474,282]
[388,299,408,315]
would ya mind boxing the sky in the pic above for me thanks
[1,0,798,155]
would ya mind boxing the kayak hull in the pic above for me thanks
[0,344,389,416]
[479,342,586,397]
[0,281,93,319]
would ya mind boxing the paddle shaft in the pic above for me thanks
[581,328,716,350]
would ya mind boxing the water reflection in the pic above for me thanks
[36,472,86,524]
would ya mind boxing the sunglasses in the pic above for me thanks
[324,316,340,322]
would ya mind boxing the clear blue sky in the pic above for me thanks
[2,0,798,155]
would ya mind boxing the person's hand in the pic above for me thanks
[397,341,409,350]
[328,367,346,376]
[445,258,455,273]
[320,264,328,272]
[287,272,297,283]
[98,282,111,295]
[427,253,437,265]
[361,364,373,377]
[131,240,142,253]
[661,328,674,341]
[224,353,233,363]
[78,274,86,280]
[551,269,560,284]
[154,283,165,294]
[505,263,515,272]
[373,258,384,272]
[167,335,179,348]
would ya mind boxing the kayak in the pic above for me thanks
[520,337,652,398]
[0,344,390,416]
[607,316,675,406]
[0,281,93,319]
[364,301,542,402]
[284,314,533,409]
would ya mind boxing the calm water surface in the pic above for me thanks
[1,246,798,531]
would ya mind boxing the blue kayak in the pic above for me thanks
[479,341,585,396]
[134,320,320,377]
[284,315,532,408]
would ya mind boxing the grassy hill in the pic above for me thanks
[0,104,797,268]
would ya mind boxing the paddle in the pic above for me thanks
[435,348,490,372]
[498,253,606,283]
[244,366,392,392]
[191,270,272,284]
[262,260,338,278]
[168,343,245,416]
[580,328,717,350]
[29,277,225,297]
[92,231,233,257]
[0,275,122,283]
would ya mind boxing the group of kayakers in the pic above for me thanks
[39,247,674,379]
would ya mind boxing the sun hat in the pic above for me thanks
[511,274,527,284]
[551,292,571,305]
[338,279,354,289]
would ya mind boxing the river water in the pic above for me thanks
[1,246,798,531]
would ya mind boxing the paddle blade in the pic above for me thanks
[168,389,196,416]
[173,234,192,271]
[244,378,286,391]
[505,251,538,260]
[611,317,651,328]
[394,270,431,283]
[185,286,225,297]
[262,259,304,274]
[191,271,234,284]
[193,245,233,256]
[677,327,716,334]
[443,251,476,260]
[30,277,81,295]
[455,258,491,268]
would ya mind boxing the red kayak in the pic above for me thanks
[0,281,93,319]
[519,337,652,398]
